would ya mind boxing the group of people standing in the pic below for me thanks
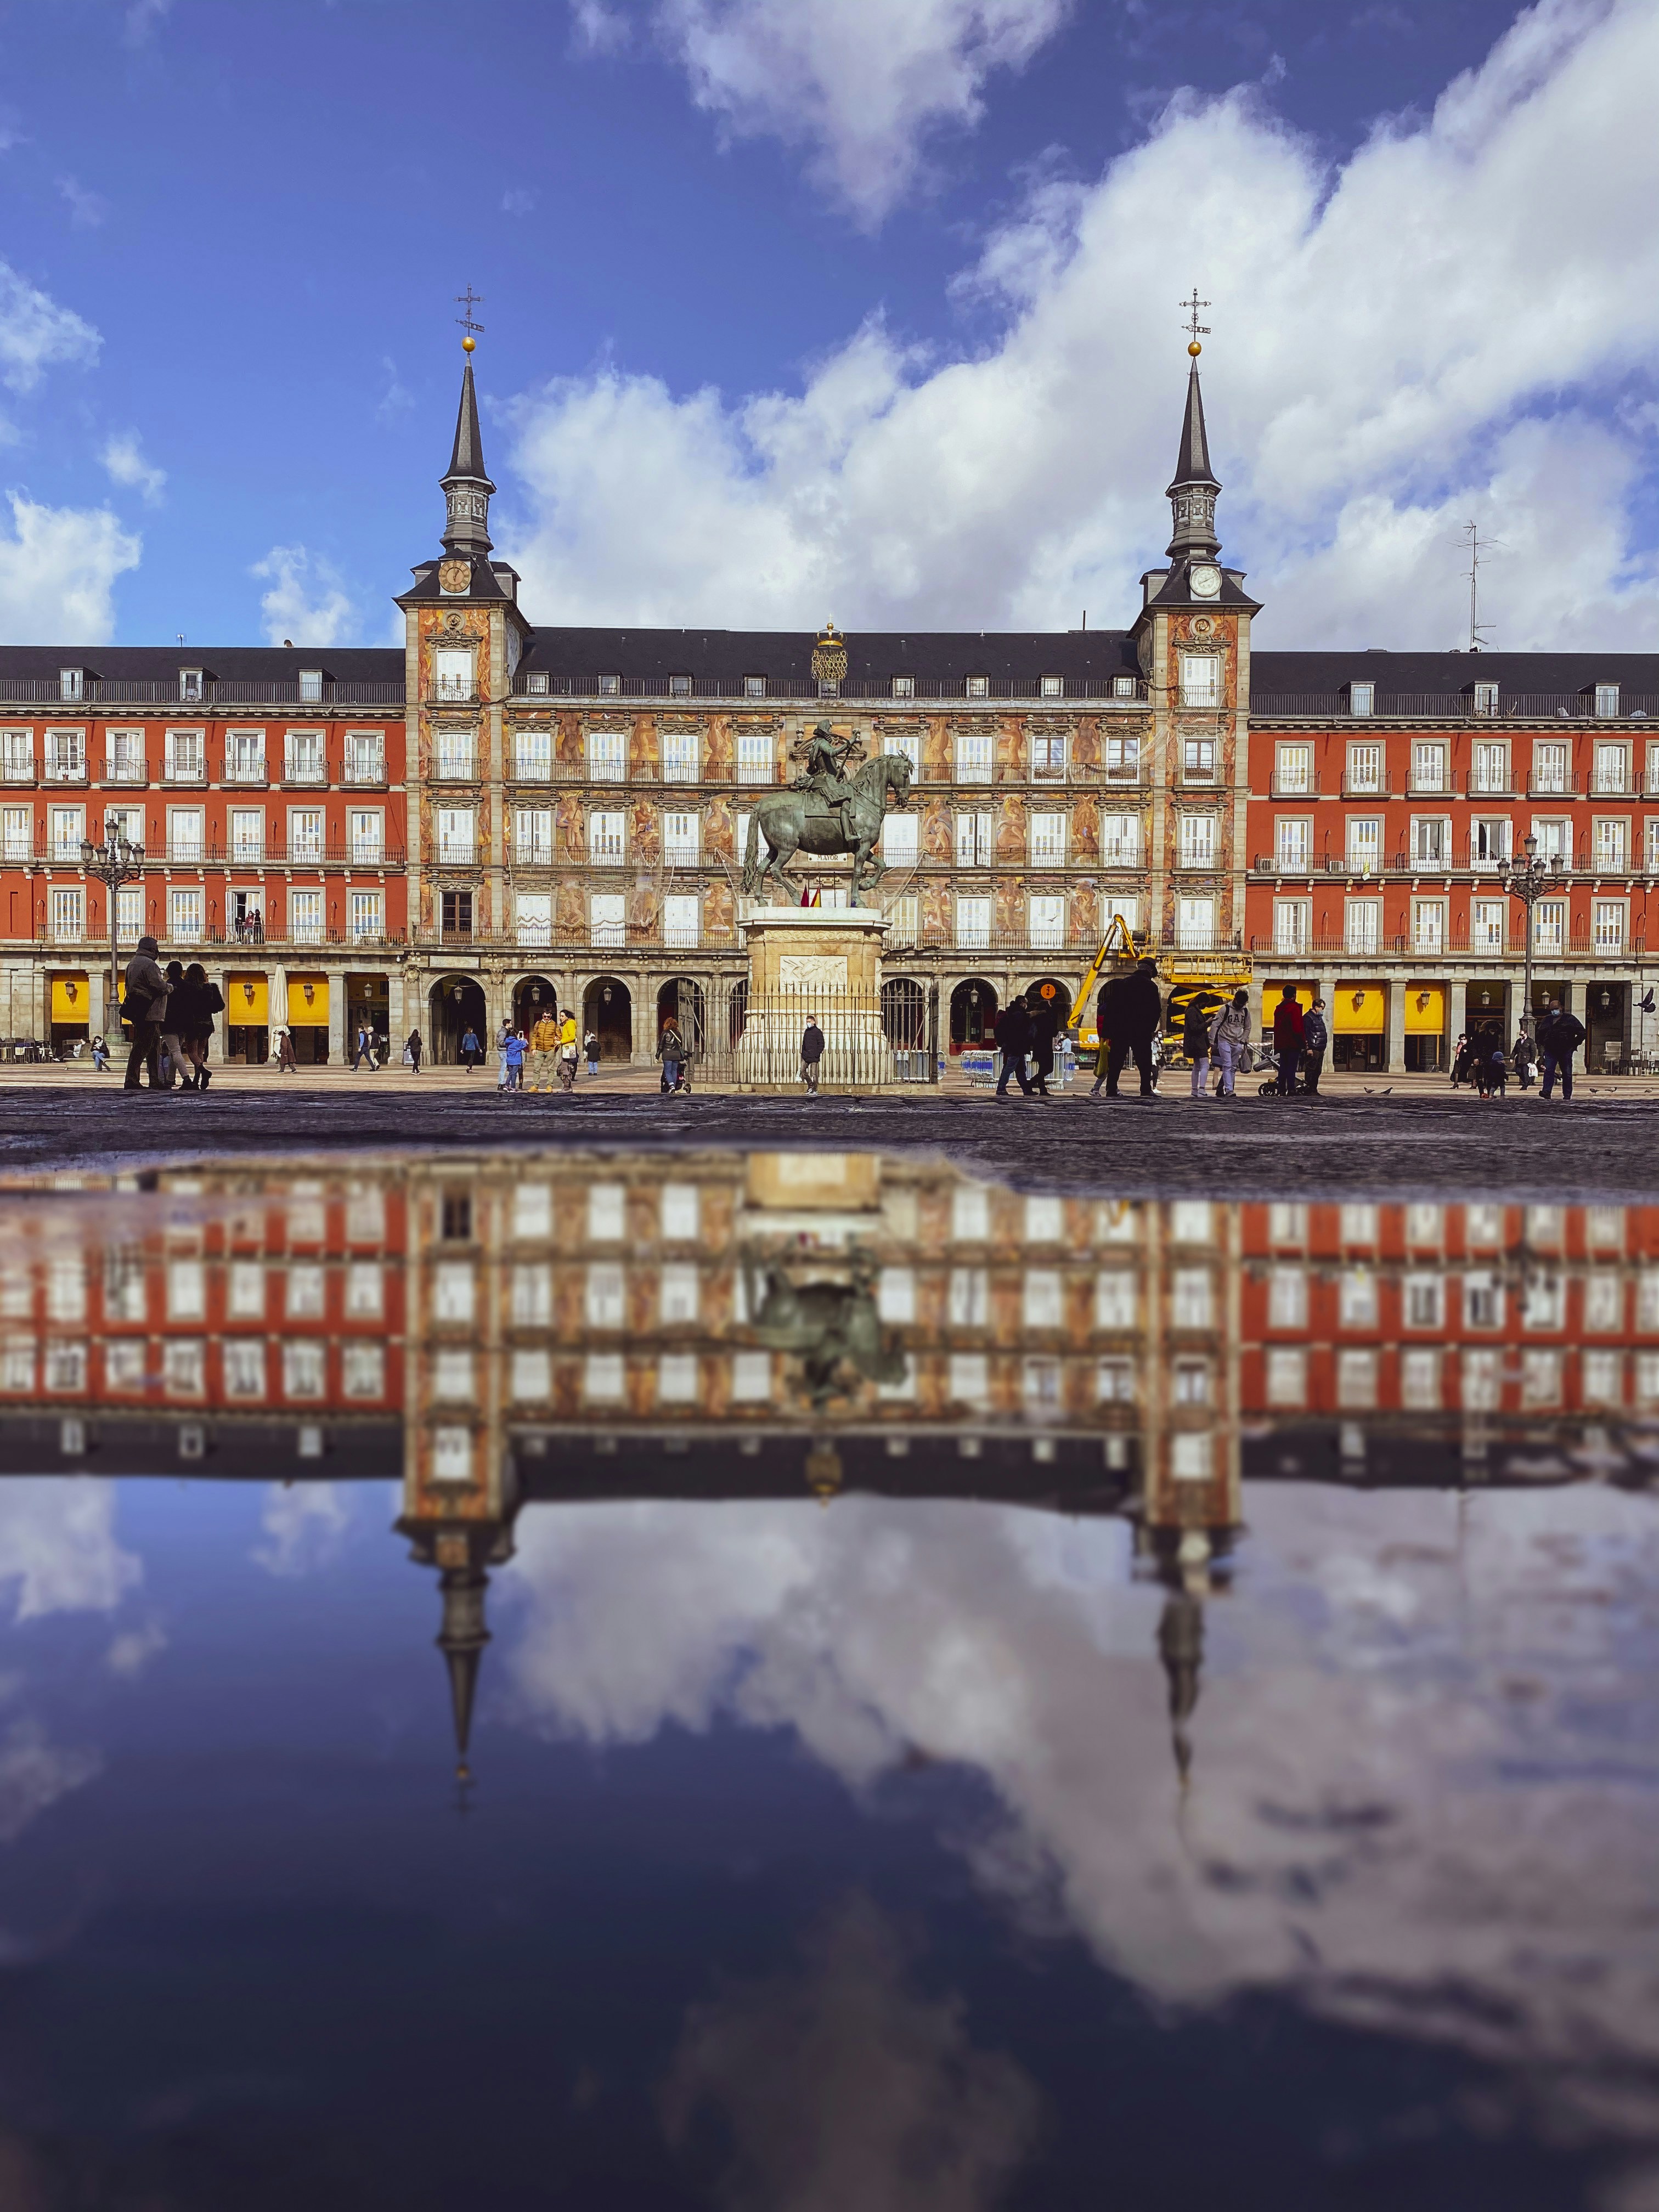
[451,1012,592,1094]
[119,937,227,1092]
[1451,1004,1586,1099]
[991,994,1064,1097]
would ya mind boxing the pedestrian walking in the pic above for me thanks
[158,961,190,1089]
[504,1028,526,1090]
[1182,996,1211,1099]
[1301,996,1329,1099]
[1093,958,1162,1099]
[461,1024,483,1072]
[1272,986,1305,1096]
[275,1023,297,1073]
[1450,1031,1472,1087]
[800,1015,825,1095]
[1511,1018,1537,1090]
[994,995,1034,1097]
[557,1012,579,1092]
[175,962,223,1091]
[120,935,170,1092]
[584,1027,600,1077]
[404,1028,422,1073]
[526,1007,560,1092]
[352,1022,377,1073]
[1209,988,1251,1100]
[1537,1002,1585,1101]
[659,1015,687,1094]
[1027,997,1058,1097]
[495,1019,514,1092]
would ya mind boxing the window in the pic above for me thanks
[881,812,918,866]
[223,729,263,783]
[298,668,323,703]
[168,887,202,942]
[1473,680,1499,717]
[436,730,474,781]
[348,809,383,862]
[1112,674,1137,699]
[663,893,699,947]
[1339,1202,1378,1247]
[737,731,773,786]
[743,675,766,699]
[1648,819,1659,875]
[1532,816,1570,867]
[956,730,992,782]
[891,674,915,699]
[284,729,324,784]
[1,729,32,783]
[1182,736,1216,781]
[513,806,553,865]
[1267,1267,1308,1328]
[44,729,86,781]
[661,810,699,867]
[956,810,992,867]
[1594,817,1628,872]
[1172,1268,1212,1329]
[59,667,83,702]
[1411,816,1448,866]
[1038,674,1063,699]
[1032,733,1066,779]
[1177,814,1216,869]
[348,890,383,943]
[1274,742,1312,794]
[282,1341,325,1400]
[229,808,263,862]
[513,729,551,781]
[1102,812,1139,867]
[948,1267,989,1327]
[115,887,142,945]
[1593,742,1629,794]
[1,807,28,862]
[1346,742,1383,791]
[1534,899,1566,955]
[163,729,204,783]
[669,674,692,698]
[1105,733,1140,781]
[965,674,989,699]
[167,806,205,862]
[956,894,990,949]
[1404,1203,1442,1247]
[287,807,323,861]
[436,809,474,865]
[49,805,84,861]
[1471,816,1511,868]
[1339,1267,1378,1329]
[1521,1274,1565,1331]
[515,892,551,945]
[1412,741,1447,791]
[1348,681,1375,717]
[344,730,385,784]
[1412,899,1445,953]
[1176,896,1215,950]
[1031,812,1066,867]
[1584,1272,1623,1333]
[289,888,322,944]
[1178,652,1220,707]
[588,729,626,781]
[663,730,698,783]
[590,891,625,945]
[1532,742,1568,793]
[1273,899,1310,955]
[1266,1347,1306,1406]
[1336,1350,1377,1409]
[597,673,620,697]
[1470,741,1509,794]
[178,668,203,702]
[588,809,625,864]
[1345,898,1381,955]
[441,889,472,939]
[50,886,82,941]
[1471,899,1505,951]
[523,670,550,697]
[1347,817,1381,873]
[1595,683,1620,719]
[435,648,472,702]
[1594,899,1626,952]
[103,727,143,783]
[1030,894,1064,948]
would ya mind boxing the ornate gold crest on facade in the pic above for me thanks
[810,621,848,686]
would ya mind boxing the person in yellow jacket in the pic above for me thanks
[526,1008,561,1093]
[557,1011,580,1092]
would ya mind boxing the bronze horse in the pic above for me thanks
[741,752,913,905]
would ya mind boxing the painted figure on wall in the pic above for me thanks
[995,796,1025,863]
[555,714,582,767]
[1068,879,1099,946]
[705,794,733,859]
[556,880,585,939]
[555,792,584,857]
[921,879,950,944]
[921,800,952,863]
[994,877,1020,939]
[1071,793,1100,861]
[1072,718,1101,771]
[922,719,949,781]
[631,716,658,779]
[627,879,660,939]
[995,719,1021,784]
[703,879,735,944]
[705,716,733,778]
[630,798,660,866]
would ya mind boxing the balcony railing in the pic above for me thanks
[1248,933,1646,962]
[1339,772,1393,798]
[31,926,407,952]
[1254,693,1659,722]
[0,678,404,707]
[511,676,1152,705]
[0,839,405,868]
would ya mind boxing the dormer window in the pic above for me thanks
[1473,681,1499,716]
[524,670,550,696]
[669,674,692,698]
[299,668,323,703]
[965,674,989,699]
[178,668,203,702]
[598,673,619,697]
[1595,682,1621,719]
[1112,675,1137,699]
[58,668,83,703]
[1347,681,1375,717]
[1039,674,1063,699]
[743,675,766,699]
[891,675,915,699]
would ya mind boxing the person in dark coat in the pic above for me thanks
[1272,986,1305,1096]
[1511,1018,1537,1090]
[173,962,224,1091]
[1026,997,1058,1096]
[994,995,1033,1097]
[405,1029,423,1072]
[800,1015,825,1096]
[1450,1031,1472,1086]
[121,935,170,1092]
[1094,960,1161,1099]
[1301,996,1329,1099]
[1182,996,1212,1099]
[1537,1002,1585,1101]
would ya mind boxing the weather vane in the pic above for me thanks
[455,285,486,354]
[1181,288,1211,357]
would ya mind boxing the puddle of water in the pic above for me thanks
[0,1148,1654,2208]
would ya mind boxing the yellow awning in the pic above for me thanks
[1334,983,1386,1034]
[1261,982,1314,1025]
[228,973,269,1023]
[50,973,89,1023]
[1404,983,1446,1035]
[287,974,329,1025]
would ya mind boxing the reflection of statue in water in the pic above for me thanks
[741,1249,907,1406]
[1156,1589,1205,1788]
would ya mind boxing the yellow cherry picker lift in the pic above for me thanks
[1064,917,1253,1070]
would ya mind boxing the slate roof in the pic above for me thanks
[1251,650,1659,701]
[515,627,1144,692]
[0,645,401,684]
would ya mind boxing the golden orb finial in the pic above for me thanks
[1188,340,1201,357]
[462,332,476,354]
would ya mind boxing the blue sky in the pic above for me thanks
[0,0,1654,650]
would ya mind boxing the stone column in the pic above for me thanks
[1448,977,1466,1053]
[328,968,346,1065]
[1384,979,1406,1075]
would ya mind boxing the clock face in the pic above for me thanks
[1189,563,1221,599]
[438,557,471,595]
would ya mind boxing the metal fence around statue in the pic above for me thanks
[689,981,938,1091]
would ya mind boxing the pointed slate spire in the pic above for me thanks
[1165,357,1221,561]
[437,1555,491,1783]
[441,357,495,560]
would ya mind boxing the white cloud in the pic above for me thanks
[651,0,1072,224]
[99,430,165,504]
[377,356,414,425]
[504,0,1659,648]
[501,187,537,217]
[252,1482,353,1577]
[123,0,171,44]
[0,493,140,644]
[105,1618,167,1678]
[250,545,359,648]
[570,0,633,54]
[0,1477,140,1622]
[0,1719,100,1843]
[0,261,99,396]
[56,174,107,230]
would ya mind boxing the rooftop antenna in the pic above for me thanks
[1462,520,1501,653]
[454,285,486,356]
[176,632,185,648]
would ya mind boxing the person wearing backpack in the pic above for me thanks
[1538,1001,1586,1101]
[1209,989,1251,1101]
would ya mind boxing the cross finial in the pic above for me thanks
[454,286,486,353]
[1181,287,1211,356]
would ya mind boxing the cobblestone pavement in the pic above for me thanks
[0,1079,1655,1198]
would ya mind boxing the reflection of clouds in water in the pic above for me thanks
[252,1483,353,1578]
[502,1488,1659,2113]
[0,1714,100,1844]
[662,1894,1040,2212]
[105,1618,167,1678]
[0,1478,140,1622]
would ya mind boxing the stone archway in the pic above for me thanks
[1025,976,1073,1029]
[428,975,488,1065]
[583,975,634,1062]
[881,976,926,1050]
[657,977,707,1056]
[514,973,558,1032]
[949,977,998,1053]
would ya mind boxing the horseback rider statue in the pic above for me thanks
[792,721,862,844]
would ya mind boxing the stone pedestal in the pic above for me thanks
[737,910,894,1090]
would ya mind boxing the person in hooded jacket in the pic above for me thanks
[1208,989,1251,1100]
[1301,996,1329,1098]
[1537,1002,1586,1101]
[121,936,170,1091]
[173,962,224,1091]
[1272,986,1305,1096]
[1094,960,1162,1099]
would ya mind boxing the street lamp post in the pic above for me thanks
[79,829,146,1041]
[1496,832,1565,1039]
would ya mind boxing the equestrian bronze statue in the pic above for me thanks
[740,722,913,904]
